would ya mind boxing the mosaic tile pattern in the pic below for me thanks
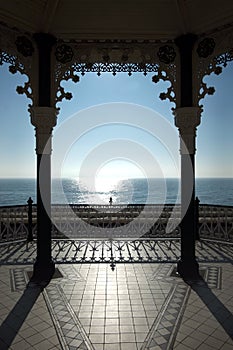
[8,261,225,350]
[59,264,173,350]
[9,263,222,350]
[141,283,190,350]
[205,266,222,289]
[10,267,29,292]
[44,284,94,350]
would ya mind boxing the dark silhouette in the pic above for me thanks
[0,284,42,349]
[188,277,233,341]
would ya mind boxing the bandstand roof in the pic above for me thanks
[0,0,233,40]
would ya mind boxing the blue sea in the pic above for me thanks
[0,178,232,207]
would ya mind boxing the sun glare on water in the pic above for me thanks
[94,160,145,202]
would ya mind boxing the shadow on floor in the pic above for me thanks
[0,283,42,349]
[189,278,233,341]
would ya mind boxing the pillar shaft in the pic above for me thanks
[180,154,196,261]
[36,154,52,264]
[30,33,57,283]
[174,106,201,279]
[174,33,201,280]
[30,106,57,282]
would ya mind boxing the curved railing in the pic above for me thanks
[0,203,232,243]
[0,204,35,242]
[198,204,233,241]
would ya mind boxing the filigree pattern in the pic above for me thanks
[193,28,233,107]
[55,67,80,104]
[56,85,73,103]
[54,62,161,106]
[152,64,177,107]
[214,50,233,67]
[55,44,74,63]
[0,23,35,105]
[196,38,215,58]
[0,50,18,66]
[15,36,34,57]
[157,45,176,64]
[52,40,178,107]
[68,62,160,76]
[1,204,232,243]
[194,56,224,107]
[7,60,33,101]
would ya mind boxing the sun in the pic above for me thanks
[95,159,145,193]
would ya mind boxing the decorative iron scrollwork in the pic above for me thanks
[69,62,159,76]
[15,36,34,57]
[55,44,74,64]
[0,50,33,103]
[152,64,177,106]
[157,45,176,64]
[8,63,33,102]
[214,50,233,67]
[196,38,215,58]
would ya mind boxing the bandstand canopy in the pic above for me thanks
[0,0,233,40]
[0,0,233,283]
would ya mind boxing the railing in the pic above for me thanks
[50,204,181,239]
[0,200,233,243]
[198,204,233,241]
[0,204,36,242]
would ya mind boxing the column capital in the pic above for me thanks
[173,107,202,154]
[173,107,202,129]
[30,106,58,128]
[29,106,58,154]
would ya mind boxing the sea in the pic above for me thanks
[0,177,232,207]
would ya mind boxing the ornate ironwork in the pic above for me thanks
[214,50,233,67]
[193,52,223,107]
[157,45,176,64]
[15,36,34,57]
[1,203,232,243]
[0,49,33,103]
[193,28,233,106]
[196,38,216,58]
[1,238,233,265]
[54,61,162,105]
[66,62,160,76]
[52,39,178,106]
[0,50,18,66]
[198,205,233,241]
[0,205,36,242]
[152,63,177,106]
[55,44,74,64]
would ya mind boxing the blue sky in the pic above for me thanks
[0,62,232,179]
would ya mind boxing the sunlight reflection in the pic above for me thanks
[95,159,145,204]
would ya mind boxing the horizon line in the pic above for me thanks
[0,176,232,180]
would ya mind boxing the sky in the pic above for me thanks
[0,61,233,180]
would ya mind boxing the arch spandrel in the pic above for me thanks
[51,39,180,110]
[0,23,39,107]
[193,25,233,108]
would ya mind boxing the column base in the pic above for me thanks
[177,259,200,281]
[29,260,55,288]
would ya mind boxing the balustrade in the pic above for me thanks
[0,201,232,243]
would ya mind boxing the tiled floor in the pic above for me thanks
[0,240,233,349]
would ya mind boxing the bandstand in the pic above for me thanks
[0,0,233,285]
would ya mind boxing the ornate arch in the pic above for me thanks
[0,22,37,106]
[193,25,233,108]
[51,39,180,109]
